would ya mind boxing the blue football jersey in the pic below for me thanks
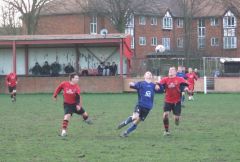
[176,72,186,79]
[130,81,156,109]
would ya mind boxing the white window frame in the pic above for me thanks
[139,16,146,25]
[223,37,237,49]
[90,16,97,34]
[223,11,237,49]
[223,11,237,28]
[139,37,146,46]
[198,19,206,49]
[224,29,236,37]
[163,11,173,29]
[177,18,183,28]
[211,37,219,46]
[151,37,158,46]
[210,17,219,26]
[198,38,206,49]
[177,38,184,48]
[162,38,170,50]
[126,14,134,27]
[151,17,157,25]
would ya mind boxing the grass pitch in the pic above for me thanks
[0,93,240,162]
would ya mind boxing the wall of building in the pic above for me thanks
[36,14,86,34]
[35,15,119,35]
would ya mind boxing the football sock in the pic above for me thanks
[125,116,133,125]
[62,120,69,130]
[126,123,137,134]
[182,95,185,103]
[11,94,13,99]
[163,117,169,132]
[175,118,179,126]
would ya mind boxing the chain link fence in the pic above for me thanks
[133,57,239,77]
[144,57,203,76]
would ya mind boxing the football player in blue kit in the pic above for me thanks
[117,71,163,137]
[176,66,187,106]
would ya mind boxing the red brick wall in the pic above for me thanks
[0,76,123,94]
[1,76,240,93]
[35,15,118,35]
[36,14,87,34]
[191,17,240,58]
[205,18,223,57]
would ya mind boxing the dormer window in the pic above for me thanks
[163,11,172,29]
[223,11,237,28]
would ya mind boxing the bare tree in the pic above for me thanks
[177,0,213,66]
[0,2,21,35]
[78,0,154,33]
[3,0,53,35]
[218,0,240,9]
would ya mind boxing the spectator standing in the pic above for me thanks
[51,61,61,77]
[42,61,51,76]
[31,62,42,76]
[64,63,75,74]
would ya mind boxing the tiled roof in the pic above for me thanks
[40,0,240,17]
[0,34,129,41]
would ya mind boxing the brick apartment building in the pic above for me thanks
[32,0,240,75]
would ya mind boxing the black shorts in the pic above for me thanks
[64,103,85,116]
[134,105,150,121]
[163,101,181,116]
[8,86,16,93]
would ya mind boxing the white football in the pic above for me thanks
[155,45,165,53]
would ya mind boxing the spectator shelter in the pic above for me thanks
[0,34,132,76]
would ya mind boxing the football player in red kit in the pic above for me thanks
[53,72,92,137]
[159,67,188,136]
[185,67,198,100]
[6,72,18,103]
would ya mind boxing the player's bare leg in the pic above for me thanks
[163,111,170,136]
[174,115,180,126]
[181,91,185,107]
[13,90,17,102]
[61,114,71,137]
[82,112,93,124]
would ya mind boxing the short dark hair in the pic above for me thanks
[69,72,78,81]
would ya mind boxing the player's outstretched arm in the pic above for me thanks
[53,82,64,101]
[155,83,165,93]
[129,82,137,89]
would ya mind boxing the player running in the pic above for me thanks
[5,72,18,103]
[185,67,198,101]
[117,71,162,137]
[53,72,92,137]
[159,67,188,136]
